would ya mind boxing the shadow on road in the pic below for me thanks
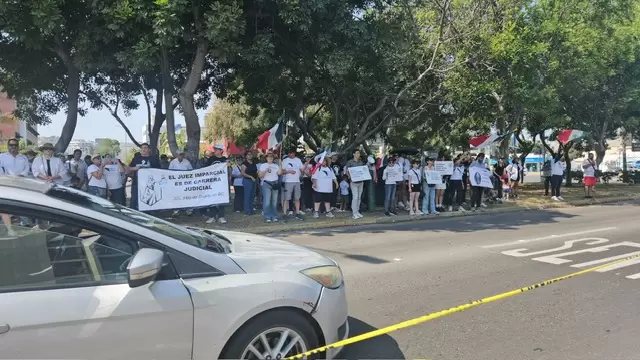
[339,317,406,360]
[272,209,578,239]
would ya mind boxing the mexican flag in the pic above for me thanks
[556,129,586,144]
[469,133,512,149]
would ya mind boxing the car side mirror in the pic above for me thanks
[127,248,165,288]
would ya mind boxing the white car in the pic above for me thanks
[0,177,349,359]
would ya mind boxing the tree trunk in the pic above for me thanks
[53,59,80,154]
[563,143,573,187]
[178,40,208,162]
[593,141,607,168]
[161,47,179,157]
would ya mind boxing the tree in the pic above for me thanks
[95,139,122,156]
[0,0,114,153]
[203,99,250,145]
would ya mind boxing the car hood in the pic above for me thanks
[212,230,336,273]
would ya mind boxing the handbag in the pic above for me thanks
[264,180,280,190]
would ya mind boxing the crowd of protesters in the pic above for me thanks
[0,137,585,228]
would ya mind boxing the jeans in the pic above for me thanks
[551,175,563,197]
[350,182,364,214]
[422,186,436,213]
[384,184,396,212]
[243,178,256,215]
[233,185,244,212]
[261,183,279,220]
[544,176,551,195]
[130,180,139,209]
[88,186,107,198]
[109,187,126,205]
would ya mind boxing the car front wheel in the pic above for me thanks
[220,309,321,360]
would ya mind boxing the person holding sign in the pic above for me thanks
[422,158,439,215]
[311,157,338,218]
[469,153,487,211]
[344,149,366,219]
[407,160,423,215]
[259,153,283,223]
[382,157,401,216]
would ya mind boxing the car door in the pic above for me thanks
[0,206,194,360]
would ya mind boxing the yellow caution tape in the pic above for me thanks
[286,253,640,359]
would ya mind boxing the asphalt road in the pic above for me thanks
[275,202,640,360]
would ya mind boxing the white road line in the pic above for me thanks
[481,227,617,249]
[591,256,640,273]
[626,273,640,279]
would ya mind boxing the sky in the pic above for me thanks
[39,95,208,144]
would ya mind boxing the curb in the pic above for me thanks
[191,196,640,235]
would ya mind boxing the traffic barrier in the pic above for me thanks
[285,253,640,359]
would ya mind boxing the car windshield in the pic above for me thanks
[45,185,230,253]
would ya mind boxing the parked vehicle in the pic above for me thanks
[0,176,349,360]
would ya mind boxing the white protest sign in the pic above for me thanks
[469,166,493,188]
[434,161,453,175]
[425,170,443,185]
[387,166,404,182]
[137,163,230,211]
[348,165,372,182]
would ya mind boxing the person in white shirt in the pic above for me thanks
[0,138,30,177]
[66,149,88,189]
[505,159,520,198]
[407,160,423,215]
[32,143,66,185]
[311,157,338,218]
[281,149,307,219]
[169,150,194,215]
[582,152,597,198]
[550,150,565,201]
[258,153,283,222]
[102,154,126,205]
[86,154,108,198]
[382,157,401,216]
[447,156,466,212]
[231,159,244,212]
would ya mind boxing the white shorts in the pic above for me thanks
[435,182,447,190]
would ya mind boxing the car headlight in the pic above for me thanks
[300,265,343,289]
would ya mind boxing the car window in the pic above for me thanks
[0,212,138,293]
[45,185,230,253]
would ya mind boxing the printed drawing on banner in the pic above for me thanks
[469,167,493,188]
[138,162,230,211]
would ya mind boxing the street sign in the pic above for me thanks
[632,143,640,152]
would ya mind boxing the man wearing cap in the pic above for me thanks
[201,144,230,224]
[281,149,306,219]
[32,143,66,185]
[127,143,160,210]
[66,149,88,190]
[87,154,108,198]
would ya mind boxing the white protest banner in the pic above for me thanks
[434,161,453,175]
[348,165,372,182]
[469,166,493,188]
[137,163,230,211]
[425,170,443,184]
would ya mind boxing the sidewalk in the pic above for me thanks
[168,184,640,235]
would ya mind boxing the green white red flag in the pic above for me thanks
[556,129,586,144]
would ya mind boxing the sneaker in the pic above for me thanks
[326,212,335,218]
[448,206,453,212]
[551,196,559,201]
[416,210,424,215]
[298,210,306,215]
[356,212,363,219]
[172,210,180,216]
[352,214,359,220]
[288,211,294,216]
[294,213,304,220]
[434,211,440,215]
[265,219,272,223]
[206,217,216,224]
[313,212,320,218]
[480,203,487,208]
[390,211,398,216]
[398,201,405,209]
[410,210,416,216]
[385,211,391,216]
[557,196,564,201]
[218,217,227,224]
[273,218,279,222]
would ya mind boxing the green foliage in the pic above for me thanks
[95,139,122,156]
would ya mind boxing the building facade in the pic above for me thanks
[0,92,39,146]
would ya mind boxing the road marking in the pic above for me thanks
[592,256,640,273]
[481,227,617,249]
[501,238,609,257]
[571,250,640,268]
[532,242,640,265]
